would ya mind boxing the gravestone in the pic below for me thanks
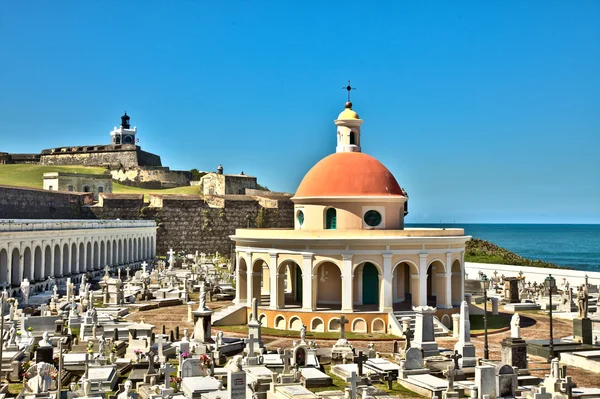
[454,301,476,368]
[504,278,520,304]
[403,347,424,370]
[495,364,517,398]
[474,365,496,399]
[411,306,439,357]
[501,313,527,369]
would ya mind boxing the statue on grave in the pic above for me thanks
[510,313,521,339]
[39,331,52,347]
[182,328,190,342]
[117,380,134,399]
[7,324,17,347]
[216,330,224,346]
[25,362,55,393]
[300,324,307,343]
[53,285,59,299]
[443,364,456,392]
[577,284,589,319]
[199,283,207,311]
[20,278,31,305]
[231,355,243,371]
[98,336,106,356]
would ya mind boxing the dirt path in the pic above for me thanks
[129,303,600,389]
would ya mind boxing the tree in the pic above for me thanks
[190,169,207,181]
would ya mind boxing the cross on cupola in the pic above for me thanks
[335,80,363,153]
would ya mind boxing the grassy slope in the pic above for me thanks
[465,237,561,269]
[0,164,201,200]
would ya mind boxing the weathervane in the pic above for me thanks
[342,80,356,102]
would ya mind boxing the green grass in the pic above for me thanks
[215,325,397,340]
[309,365,423,397]
[469,314,509,334]
[0,164,202,201]
[7,382,23,397]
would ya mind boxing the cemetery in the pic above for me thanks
[0,246,599,399]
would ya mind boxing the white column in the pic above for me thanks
[392,270,398,302]
[431,265,437,296]
[418,253,428,306]
[460,251,465,303]
[357,267,363,305]
[269,253,278,310]
[246,253,253,307]
[382,253,393,312]
[302,255,313,311]
[445,252,453,308]
[341,254,353,313]
[234,252,241,304]
[41,243,46,280]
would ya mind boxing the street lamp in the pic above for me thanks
[481,274,490,360]
[545,274,556,362]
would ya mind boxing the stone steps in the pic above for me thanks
[392,311,449,337]
[212,303,246,326]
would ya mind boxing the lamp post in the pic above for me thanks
[545,274,556,362]
[481,274,490,360]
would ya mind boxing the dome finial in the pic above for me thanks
[342,80,356,103]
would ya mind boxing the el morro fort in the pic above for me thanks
[0,112,295,256]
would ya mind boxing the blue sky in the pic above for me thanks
[1,1,599,224]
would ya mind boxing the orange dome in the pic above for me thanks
[294,152,404,198]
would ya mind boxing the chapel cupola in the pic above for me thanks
[335,101,363,153]
[110,111,137,145]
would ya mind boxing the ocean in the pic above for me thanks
[407,224,600,272]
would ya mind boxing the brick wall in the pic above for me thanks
[0,185,93,219]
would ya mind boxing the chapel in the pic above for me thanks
[231,99,469,334]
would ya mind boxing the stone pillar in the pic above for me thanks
[341,254,353,313]
[491,297,499,315]
[382,254,393,312]
[234,252,241,304]
[455,301,476,368]
[474,365,496,399]
[192,309,213,344]
[418,254,428,306]
[401,317,411,332]
[411,274,420,307]
[302,255,313,311]
[411,306,439,357]
[269,254,278,310]
[465,293,472,304]
[445,252,453,308]
[451,313,460,338]
[246,266,253,307]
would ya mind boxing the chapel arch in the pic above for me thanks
[53,244,61,277]
[117,239,123,264]
[100,241,105,269]
[63,243,71,276]
[86,241,92,271]
[313,261,342,310]
[44,246,52,279]
[278,260,303,308]
[0,248,8,286]
[10,247,21,286]
[23,246,32,281]
[237,257,248,304]
[34,246,43,281]
[392,261,418,309]
[251,258,270,306]
[352,261,381,310]
[78,242,85,273]
[427,259,445,307]
[451,259,463,306]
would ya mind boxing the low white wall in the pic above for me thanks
[465,262,600,287]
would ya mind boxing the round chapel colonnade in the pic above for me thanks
[0,219,157,296]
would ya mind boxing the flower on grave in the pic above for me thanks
[180,351,191,359]
[170,377,182,383]
[111,347,117,353]
[134,349,142,355]
[27,327,34,332]
[199,354,212,367]
[17,331,22,336]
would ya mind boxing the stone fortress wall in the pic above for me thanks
[110,166,191,189]
[0,185,294,256]
[39,144,162,168]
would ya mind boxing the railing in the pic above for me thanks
[0,219,156,232]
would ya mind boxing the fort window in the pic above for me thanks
[350,131,356,145]
[67,185,74,191]
[48,185,54,190]
[98,187,104,193]
[83,186,90,192]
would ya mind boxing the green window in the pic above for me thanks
[364,210,382,227]
[325,208,337,230]
[297,210,304,226]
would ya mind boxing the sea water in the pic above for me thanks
[407,224,600,272]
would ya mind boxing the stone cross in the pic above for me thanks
[563,376,575,399]
[281,349,292,374]
[246,333,259,356]
[160,362,175,389]
[345,371,359,399]
[386,372,395,390]
[584,274,589,287]
[117,268,121,280]
[443,365,456,392]
[354,351,368,376]
[339,315,349,339]
[450,350,462,369]
[141,261,148,274]
[125,266,130,279]
[518,270,523,278]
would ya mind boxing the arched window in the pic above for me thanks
[349,131,356,145]
[325,208,336,230]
